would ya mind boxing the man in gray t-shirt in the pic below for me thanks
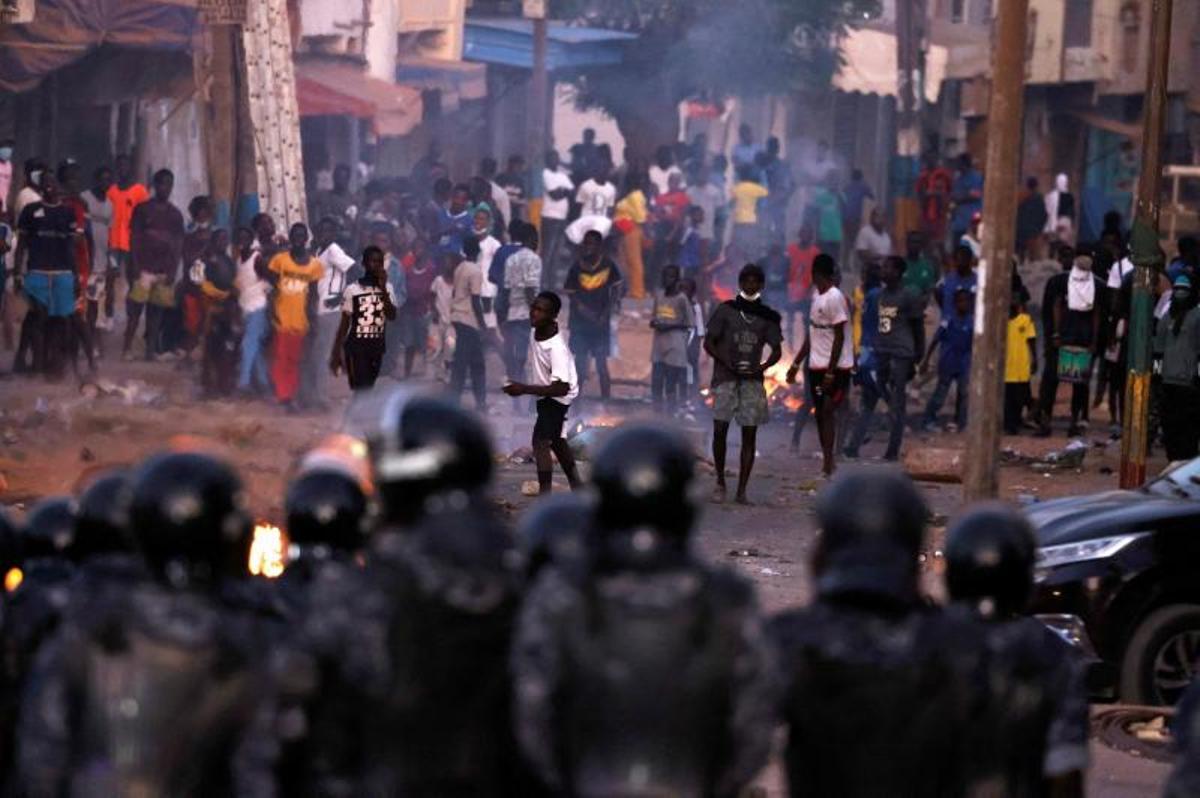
[846,256,926,461]
[651,265,695,412]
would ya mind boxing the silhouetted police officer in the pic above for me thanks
[513,423,777,797]
[17,452,269,797]
[285,393,523,796]
[771,468,985,797]
[945,503,1088,798]
[516,491,592,582]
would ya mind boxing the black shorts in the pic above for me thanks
[345,341,384,390]
[570,325,609,358]
[806,368,851,411]
[534,397,570,442]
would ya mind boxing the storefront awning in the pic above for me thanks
[464,17,635,71]
[834,27,947,103]
[295,59,423,138]
[0,0,197,92]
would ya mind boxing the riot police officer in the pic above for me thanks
[515,491,592,581]
[17,452,269,797]
[770,468,985,797]
[512,423,777,797]
[285,392,523,796]
[944,503,1088,797]
[68,469,145,608]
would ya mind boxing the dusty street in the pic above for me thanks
[0,302,1175,795]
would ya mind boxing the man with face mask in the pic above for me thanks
[704,263,783,504]
[1155,274,1200,461]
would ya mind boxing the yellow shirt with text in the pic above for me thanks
[1005,312,1037,383]
[269,252,324,333]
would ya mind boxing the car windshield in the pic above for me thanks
[1144,458,1200,499]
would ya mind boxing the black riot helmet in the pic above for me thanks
[128,452,252,589]
[285,469,368,559]
[590,424,697,571]
[74,469,135,560]
[814,468,927,604]
[20,496,78,563]
[517,492,592,580]
[945,503,1037,621]
[371,391,493,525]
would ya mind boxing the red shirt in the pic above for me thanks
[654,190,690,225]
[62,195,91,284]
[786,243,819,304]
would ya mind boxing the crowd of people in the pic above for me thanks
[19,389,1200,796]
[3,128,1199,485]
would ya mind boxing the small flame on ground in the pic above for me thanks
[4,567,23,593]
[249,523,286,579]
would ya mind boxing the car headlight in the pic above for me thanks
[1036,532,1149,570]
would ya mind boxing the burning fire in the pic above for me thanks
[249,523,286,579]
[4,567,23,593]
[699,352,807,414]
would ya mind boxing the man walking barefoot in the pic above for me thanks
[704,263,782,504]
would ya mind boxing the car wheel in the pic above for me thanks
[1120,604,1200,706]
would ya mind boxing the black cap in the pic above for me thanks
[945,503,1036,620]
[74,469,135,559]
[285,469,368,557]
[129,452,251,588]
[371,391,493,525]
[815,469,927,603]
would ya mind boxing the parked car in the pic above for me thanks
[1027,457,1200,706]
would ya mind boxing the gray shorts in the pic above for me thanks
[712,379,769,427]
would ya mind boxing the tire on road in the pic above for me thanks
[1120,603,1200,706]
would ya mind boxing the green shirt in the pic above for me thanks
[812,188,843,244]
[903,256,937,296]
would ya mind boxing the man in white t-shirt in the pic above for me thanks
[787,254,851,477]
[540,149,574,289]
[854,207,892,279]
[301,217,359,408]
[503,290,582,495]
[472,207,502,331]
[567,163,617,245]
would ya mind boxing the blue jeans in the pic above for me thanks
[238,308,271,392]
[923,372,968,428]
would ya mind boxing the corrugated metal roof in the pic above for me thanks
[464,16,634,70]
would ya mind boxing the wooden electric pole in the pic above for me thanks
[962,0,1029,501]
[1120,0,1173,488]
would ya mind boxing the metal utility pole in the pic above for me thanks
[962,0,1029,501]
[1120,0,1173,488]
[526,0,549,229]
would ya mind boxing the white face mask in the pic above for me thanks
[739,290,762,302]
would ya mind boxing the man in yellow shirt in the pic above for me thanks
[730,165,769,255]
[268,222,324,410]
[1004,299,1038,434]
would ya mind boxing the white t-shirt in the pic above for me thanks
[315,242,358,315]
[648,165,684,196]
[490,180,512,227]
[504,248,543,322]
[529,330,579,404]
[809,286,853,369]
[541,168,574,220]
[686,183,723,240]
[1108,256,1134,290]
[576,179,617,218]
[854,225,892,260]
[476,233,501,299]
[236,250,271,313]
